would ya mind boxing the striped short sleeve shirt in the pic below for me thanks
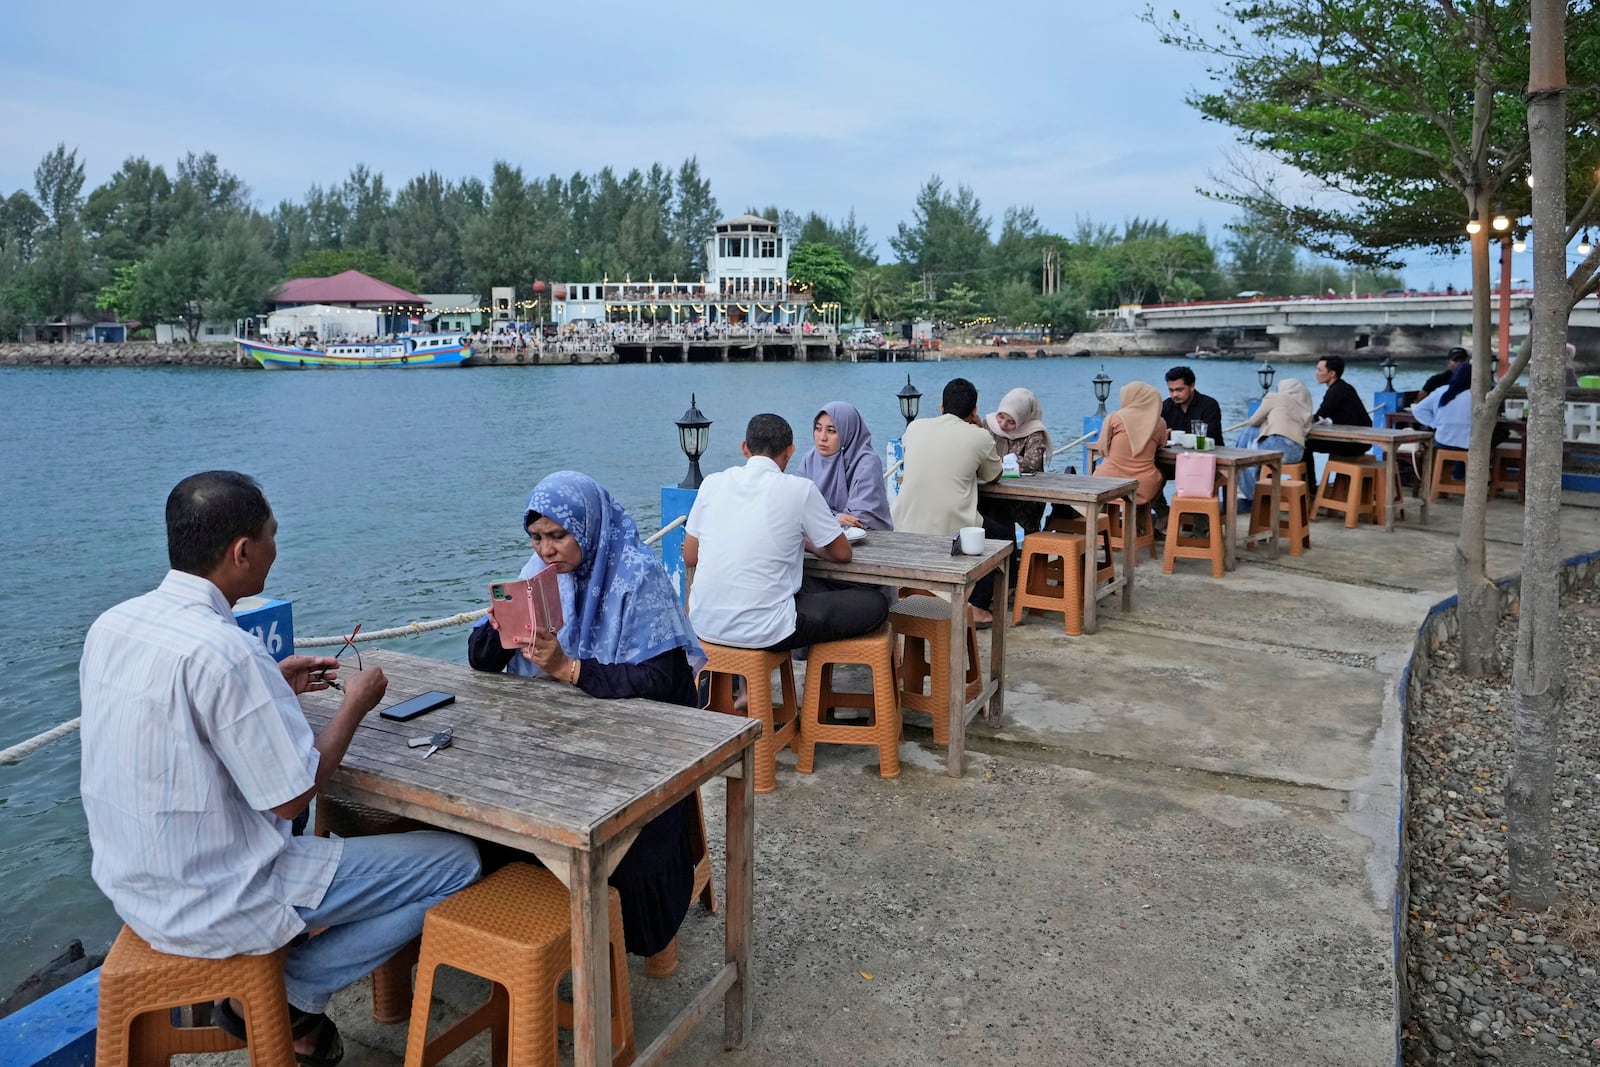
[79,570,343,957]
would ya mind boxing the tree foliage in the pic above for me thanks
[786,242,855,307]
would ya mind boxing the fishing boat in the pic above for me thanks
[236,333,471,370]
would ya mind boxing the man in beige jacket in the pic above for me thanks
[891,377,1007,624]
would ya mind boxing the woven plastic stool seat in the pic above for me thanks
[1490,442,1523,498]
[1042,513,1116,586]
[1247,477,1311,557]
[1010,531,1085,635]
[1315,457,1380,527]
[1163,496,1224,577]
[96,925,295,1067]
[404,862,634,1067]
[700,642,798,794]
[1430,447,1470,503]
[889,592,982,744]
[795,624,901,779]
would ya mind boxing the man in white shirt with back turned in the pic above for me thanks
[79,470,480,1065]
[685,414,888,651]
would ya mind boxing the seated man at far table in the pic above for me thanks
[78,471,482,1067]
[1306,354,1374,482]
[891,377,1007,626]
[685,413,889,652]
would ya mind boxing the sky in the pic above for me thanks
[1,0,1487,288]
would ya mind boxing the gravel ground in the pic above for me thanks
[1405,583,1600,1065]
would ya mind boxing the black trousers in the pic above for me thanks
[764,577,890,652]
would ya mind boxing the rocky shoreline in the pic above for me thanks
[1404,583,1600,1064]
[0,342,249,368]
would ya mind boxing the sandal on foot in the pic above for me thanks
[212,998,247,1041]
[288,1007,344,1067]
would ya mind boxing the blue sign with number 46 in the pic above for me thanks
[233,595,294,662]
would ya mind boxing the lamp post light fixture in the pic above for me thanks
[896,374,922,427]
[1381,354,1398,391]
[1257,359,1277,394]
[1092,365,1113,416]
[674,393,711,490]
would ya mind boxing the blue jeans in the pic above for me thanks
[1233,427,1305,502]
[285,831,481,1011]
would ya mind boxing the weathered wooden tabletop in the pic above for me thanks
[980,472,1139,505]
[298,648,758,852]
[803,529,1011,586]
[1307,424,1434,446]
[1155,444,1284,467]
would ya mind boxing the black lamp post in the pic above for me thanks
[1092,366,1113,417]
[896,375,922,427]
[1257,359,1276,394]
[674,393,711,489]
[1381,354,1398,391]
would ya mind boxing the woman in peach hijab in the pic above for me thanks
[1094,381,1167,505]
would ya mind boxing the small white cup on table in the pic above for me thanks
[959,526,986,554]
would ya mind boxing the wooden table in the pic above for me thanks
[1087,444,1283,571]
[979,472,1139,633]
[1306,424,1436,531]
[803,530,1011,778]
[299,649,760,1067]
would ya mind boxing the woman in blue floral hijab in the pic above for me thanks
[467,471,703,973]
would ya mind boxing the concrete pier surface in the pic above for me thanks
[201,493,1600,1067]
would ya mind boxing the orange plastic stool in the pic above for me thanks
[1315,457,1380,527]
[1010,531,1085,635]
[795,624,902,779]
[1107,498,1157,563]
[404,863,634,1067]
[890,592,982,744]
[1429,447,1469,503]
[1162,496,1224,577]
[699,642,798,794]
[1248,477,1311,557]
[1043,512,1116,587]
[95,925,295,1067]
[1490,442,1523,498]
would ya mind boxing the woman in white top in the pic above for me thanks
[1233,378,1314,506]
[1411,363,1471,450]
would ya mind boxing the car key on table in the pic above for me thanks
[407,728,454,758]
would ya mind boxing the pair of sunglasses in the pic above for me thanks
[315,625,362,689]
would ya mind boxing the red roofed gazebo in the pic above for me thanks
[272,270,427,310]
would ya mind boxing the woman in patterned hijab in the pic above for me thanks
[465,470,703,973]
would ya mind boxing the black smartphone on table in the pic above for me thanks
[378,691,456,721]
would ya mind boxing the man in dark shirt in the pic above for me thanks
[1306,355,1373,481]
[1159,366,1224,442]
[1414,348,1468,413]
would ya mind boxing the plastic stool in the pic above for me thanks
[890,592,982,744]
[404,863,634,1067]
[1010,531,1086,635]
[1248,477,1311,557]
[1042,512,1116,587]
[1107,498,1157,562]
[1315,457,1380,527]
[1429,447,1470,503]
[96,925,295,1067]
[699,642,798,794]
[1163,496,1224,577]
[795,625,901,779]
[1490,443,1522,498]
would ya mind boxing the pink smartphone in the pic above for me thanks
[488,570,563,650]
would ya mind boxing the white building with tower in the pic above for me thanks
[549,214,811,327]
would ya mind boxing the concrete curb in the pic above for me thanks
[1392,548,1600,1065]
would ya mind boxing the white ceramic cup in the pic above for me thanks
[959,526,986,554]
[1181,432,1197,448]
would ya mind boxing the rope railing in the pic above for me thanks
[0,718,80,765]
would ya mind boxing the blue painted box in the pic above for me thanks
[233,596,294,661]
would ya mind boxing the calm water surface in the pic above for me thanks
[0,354,1415,988]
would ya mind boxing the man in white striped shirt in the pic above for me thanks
[80,471,480,1065]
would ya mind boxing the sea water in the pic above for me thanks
[0,355,1412,990]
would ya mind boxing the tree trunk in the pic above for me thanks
[1506,0,1568,910]
[1457,182,1502,676]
